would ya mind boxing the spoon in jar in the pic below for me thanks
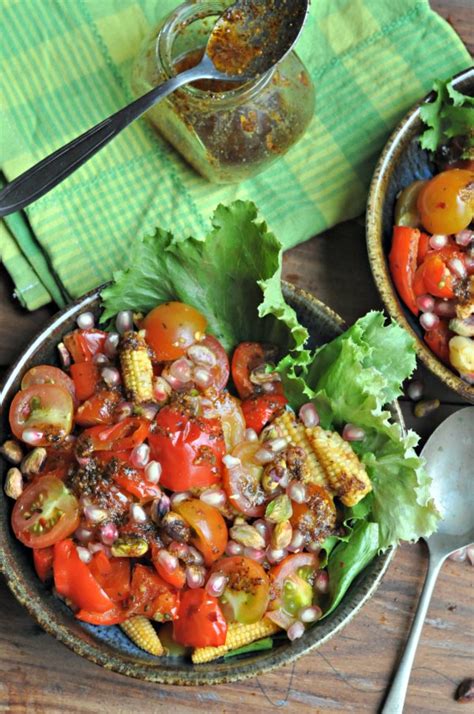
[0,0,309,217]
[382,407,474,714]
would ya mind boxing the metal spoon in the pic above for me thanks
[382,407,474,714]
[0,0,309,217]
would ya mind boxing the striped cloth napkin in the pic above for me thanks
[0,0,470,309]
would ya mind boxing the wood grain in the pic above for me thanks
[0,2,472,713]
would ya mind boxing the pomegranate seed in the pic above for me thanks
[287,621,305,641]
[419,312,440,331]
[254,448,274,464]
[84,505,108,523]
[342,424,366,442]
[186,565,206,589]
[448,257,466,279]
[157,550,178,572]
[140,404,159,421]
[406,380,423,401]
[115,311,133,334]
[433,299,456,318]
[75,527,94,543]
[57,342,71,369]
[429,234,448,250]
[168,541,190,560]
[76,546,92,564]
[104,332,120,358]
[298,605,322,623]
[288,530,305,552]
[145,461,162,484]
[266,547,287,564]
[187,546,204,565]
[416,294,435,313]
[200,488,226,507]
[223,454,241,469]
[88,543,111,557]
[299,402,320,428]
[130,443,150,469]
[205,572,228,598]
[101,366,121,387]
[243,547,266,564]
[21,429,44,445]
[100,522,119,546]
[287,481,307,504]
[114,402,133,422]
[267,438,288,453]
[153,376,171,402]
[315,571,329,594]
[170,492,191,507]
[465,255,474,275]
[244,428,259,442]
[92,353,109,366]
[225,540,244,556]
[169,358,193,383]
[76,311,95,329]
[187,344,217,367]
[193,367,214,389]
[455,229,473,247]
[130,503,147,523]
[253,519,272,544]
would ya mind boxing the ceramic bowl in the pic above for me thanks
[366,67,474,404]
[0,283,396,685]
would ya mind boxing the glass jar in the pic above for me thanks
[132,1,315,184]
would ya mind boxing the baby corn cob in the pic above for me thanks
[120,616,164,656]
[306,426,372,507]
[192,619,280,664]
[271,411,326,486]
[119,330,154,403]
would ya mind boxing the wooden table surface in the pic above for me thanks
[1,3,473,712]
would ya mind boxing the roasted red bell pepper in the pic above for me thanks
[33,546,54,582]
[75,390,121,427]
[63,329,108,363]
[173,589,227,648]
[89,552,131,603]
[241,394,288,434]
[79,418,149,453]
[70,362,100,402]
[389,226,420,315]
[127,564,180,620]
[421,253,454,299]
[53,539,115,613]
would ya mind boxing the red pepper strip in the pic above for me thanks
[63,329,108,363]
[70,362,101,402]
[53,539,115,613]
[173,588,227,648]
[413,262,428,297]
[422,254,455,299]
[89,553,131,603]
[81,418,149,453]
[75,606,128,625]
[417,232,430,265]
[33,546,54,582]
[241,394,288,435]
[75,390,121,427]
[389,226,420,315]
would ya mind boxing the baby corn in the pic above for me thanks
[119,330,154,403]
[271,411,326,486]
[192,619,280,664]
[306,426,372,507]
[120,616,164,656]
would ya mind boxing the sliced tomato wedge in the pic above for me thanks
[173,588,227,648]
[9,384,74,445]
[241,394,288,434]
[421,253,455,299]
[222,441,266,517]
[63,329,108,363]
[88,552,131,603]
[231,342,283,399]
[33,546,54,582]
[173,499,228,565]
[70,362,101,402]
[75,390,121,427]
[21,365,76,405]
[269,553,318,616]
[212,556,270,624]
[53,539,115,613]
[151,544,186,589]
[200,335,230,390]
[127,564,180,621]
[77,418,149,454]
[12,476,80,548]
[113,464,162,503]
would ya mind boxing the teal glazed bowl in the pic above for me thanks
[0,283,396,685]
[366,67,474,403]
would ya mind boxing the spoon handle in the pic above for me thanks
[0,65,207,217]
[381,552,445,714]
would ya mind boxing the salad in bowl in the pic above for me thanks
[1,202,439,677]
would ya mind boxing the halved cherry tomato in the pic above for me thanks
[173,588,227,648]
[212,556,270,624]
[417,168,474,234]
[421,253,454,299]
[89,553,131,603]
[127,564,180,620]
[42,440,76,475]
[173,499,228,565]
[53,539,115,613]
[77,418,149,454]
[113,464,162,503]
[269,553,318,615]
[424,319,452,364]
[143,302,207,361]
[75,390,121,427]
[33,546,54,582]
[389,226,420,315]
[9,384,74,445]
[149,405,225,491]
[222,441,266,517]
[12,476,80,548]
[63,329,108,363]
[200,335,230,390]
[151,544,186,589]
[202,388,246,451]
[70,362,100,402]
[241,394,288,435]
[231,342,283,399]
[21,365,76,405]
[290,483,337,545]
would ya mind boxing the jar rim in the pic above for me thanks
[156,0,274,106]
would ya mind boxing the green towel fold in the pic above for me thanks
[0,0,470,310]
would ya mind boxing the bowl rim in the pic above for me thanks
[366,66,474,404]
[0,282,396,685]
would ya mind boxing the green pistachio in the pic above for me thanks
[265,494,293,524]
[111,537,149,558]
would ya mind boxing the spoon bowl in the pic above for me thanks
[382,407,474,714]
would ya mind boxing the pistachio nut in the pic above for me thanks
[0,440,23,465]
[229,523,266,549]
[265,494,293,524]
[4,467,23,499]
[111,537,148,558]
[271,520,293,549]
[21,447,47,476]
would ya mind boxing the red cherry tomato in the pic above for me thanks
[53,539,115,613]
[173,499,228,565]
[269,553,318,615]
[74,390,121,426]
[222,441,266,517]
[173,588,227,648]
[33,546,54,582]
[151,544,186,589]
[199,335,230,390]
[149,405,225,491]
[417,169,474,234]
[12,476,80,548]
[112,463,162,504]
[421,253,454,299]
[9,384,74,445]
[290,483,336,545]
[70,362,101,402]
[212,556,270,624]
[21,365,76,405]
[63,329,108,363]
[241,394,288,434]
[127,564,180,620]
[143,302,207,361]
[417,232,430,265]
[231,342,283,399]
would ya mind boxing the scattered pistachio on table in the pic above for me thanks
[413,398,440,418]
[4,468,23,499]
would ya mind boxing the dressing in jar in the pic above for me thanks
[132,1,315,184]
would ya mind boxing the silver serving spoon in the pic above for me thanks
[0,0,309,217]
[382,407,474,714]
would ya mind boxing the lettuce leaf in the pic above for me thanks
[101,201,308,357]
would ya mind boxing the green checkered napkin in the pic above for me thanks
[0,0,470,309]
